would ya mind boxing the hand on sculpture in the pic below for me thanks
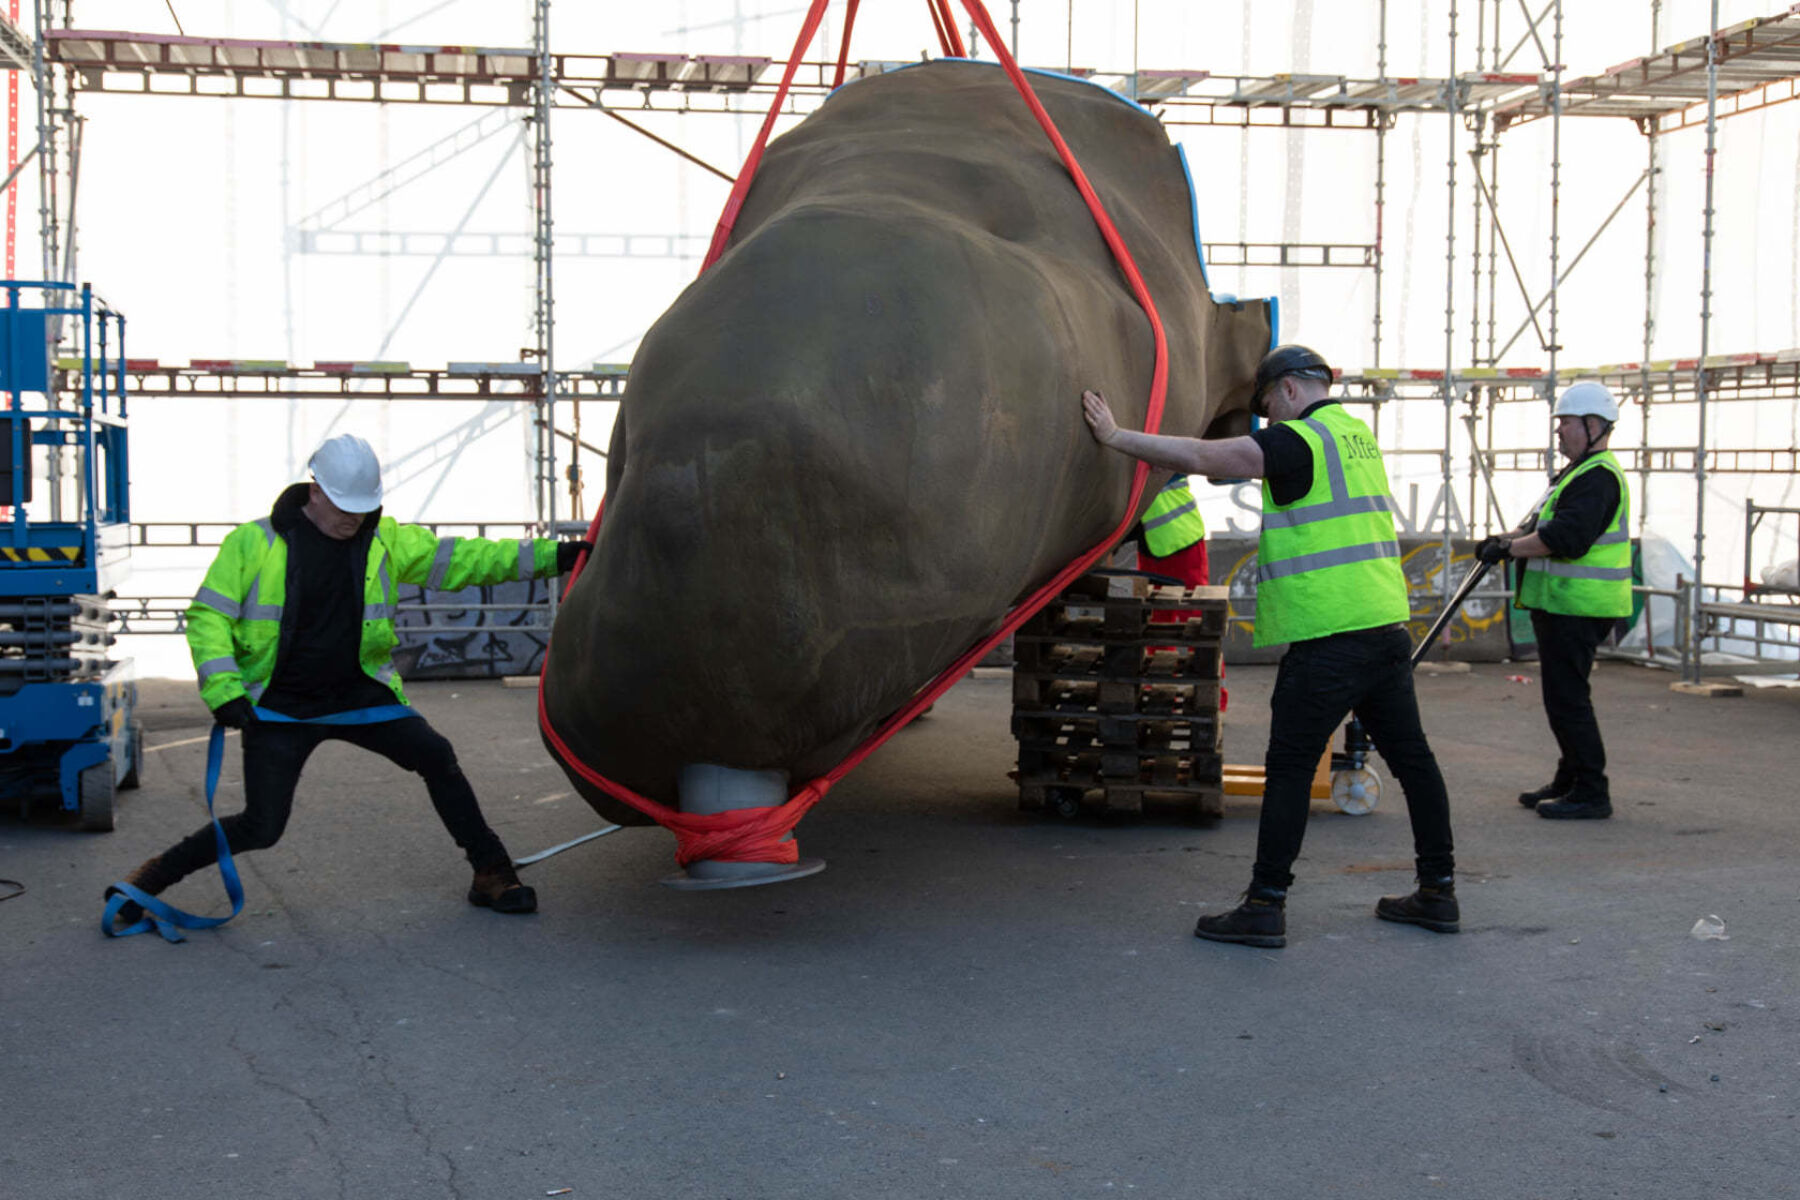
[211,697,256,729]
[1081,389,1119,446]
[1474,535,1513,565]
[556,540,593,574]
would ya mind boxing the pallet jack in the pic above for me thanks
[0,281,141,830]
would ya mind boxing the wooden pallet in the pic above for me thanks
[1013,573,1228,822]
[1019,584,1229,642]
[1013,638,1223,680]
[1012,709,1222,755]
[1011,674,1222,715]
[1018,745,1223,786]
[1019,780,1226,820]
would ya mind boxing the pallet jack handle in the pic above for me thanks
[1404,453,1578,669]
[1409,558,1498,668]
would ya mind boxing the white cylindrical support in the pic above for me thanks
[661,763,826,891]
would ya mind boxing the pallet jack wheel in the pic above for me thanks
[78,761,116,832]
[1331,766,1381,816]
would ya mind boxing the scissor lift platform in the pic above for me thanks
[0,281,141,830]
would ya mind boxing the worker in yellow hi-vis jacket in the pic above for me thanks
[106,434,589,919]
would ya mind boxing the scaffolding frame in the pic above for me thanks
[1458,2,1800,681]
[13,3,1800,681]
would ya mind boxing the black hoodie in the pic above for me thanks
[257,483,397,719]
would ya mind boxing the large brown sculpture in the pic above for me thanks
[542,60,1273,879]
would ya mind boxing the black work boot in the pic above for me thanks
[103,854,181,925]
[1517,781,1569,808]
[1194,885,1287,948]
[1537,788,1611,820]
[1375,875,1460,933]
[468,859,538,914]
[1518,763,1574,808]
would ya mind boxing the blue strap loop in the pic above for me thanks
[102,704,416,942]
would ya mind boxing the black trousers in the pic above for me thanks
[1528,608,1613,798]
[156,715,508,883]
[1254,624,1456,890]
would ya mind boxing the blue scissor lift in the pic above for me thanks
[0,280,140,831]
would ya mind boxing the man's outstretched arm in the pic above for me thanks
[1081,389,1266,480]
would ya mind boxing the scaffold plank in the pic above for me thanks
[1203,241,1376,268]
[1492,3,1800,133]
[45,28,1537,125]
[0,10,31,72]
[49,28,536,105]
[49,360,628,401]
[91,355,1779,410]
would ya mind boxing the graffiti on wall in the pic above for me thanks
[392,577,553,680]
[1212,536,1512,664]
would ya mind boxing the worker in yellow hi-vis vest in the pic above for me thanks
[1082,345,1458,950]
[1138,473,1208,586]
[1475,381,1632,821]
[1136,473,1210,659]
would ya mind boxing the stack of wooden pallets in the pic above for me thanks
[1012,574,1228,822]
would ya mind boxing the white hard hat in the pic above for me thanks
[307,434,383,513]
[1553,381,1619,423]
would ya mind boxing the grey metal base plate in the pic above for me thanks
[660,857,827,891]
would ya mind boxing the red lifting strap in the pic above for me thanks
[540,0,1170,868]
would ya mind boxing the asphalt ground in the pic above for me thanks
[2,662,1796,1199]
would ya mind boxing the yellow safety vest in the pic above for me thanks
[1516,451,1633,618]
[1141,476,1206,557]
[1254,404,1409,647]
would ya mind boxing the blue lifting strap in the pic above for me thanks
[101,703,417,943]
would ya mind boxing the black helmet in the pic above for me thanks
[1250,344,1334,417]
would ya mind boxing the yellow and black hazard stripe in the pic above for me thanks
[0,546,83,563]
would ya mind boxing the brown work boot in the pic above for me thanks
[1375,876,1460,933]
[468,860,537,914]
[1193,885,1287,948]
[104,854,180,924]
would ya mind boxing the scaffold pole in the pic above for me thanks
[532,0,561,610]
[1641,1,1663,533]
[1689,0,1721,685]
[1441,1,1459,610]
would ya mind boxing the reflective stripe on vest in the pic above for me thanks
[1518,452,1634,617]
[194,587,240,619]
[364,556,396,621]
[242,519,283,621]
[243,569,282,622]
[516,538,535,581]
[1257,537,1404,581]
[1141,477,1207,557]
[1253,405,1411,647]
[427,536,460,590]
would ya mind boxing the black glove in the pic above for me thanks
[211,697,256,729]
[1474,535,1512,565]
[555,539,593,574]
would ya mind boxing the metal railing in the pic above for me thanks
[1601,579,1800,678]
